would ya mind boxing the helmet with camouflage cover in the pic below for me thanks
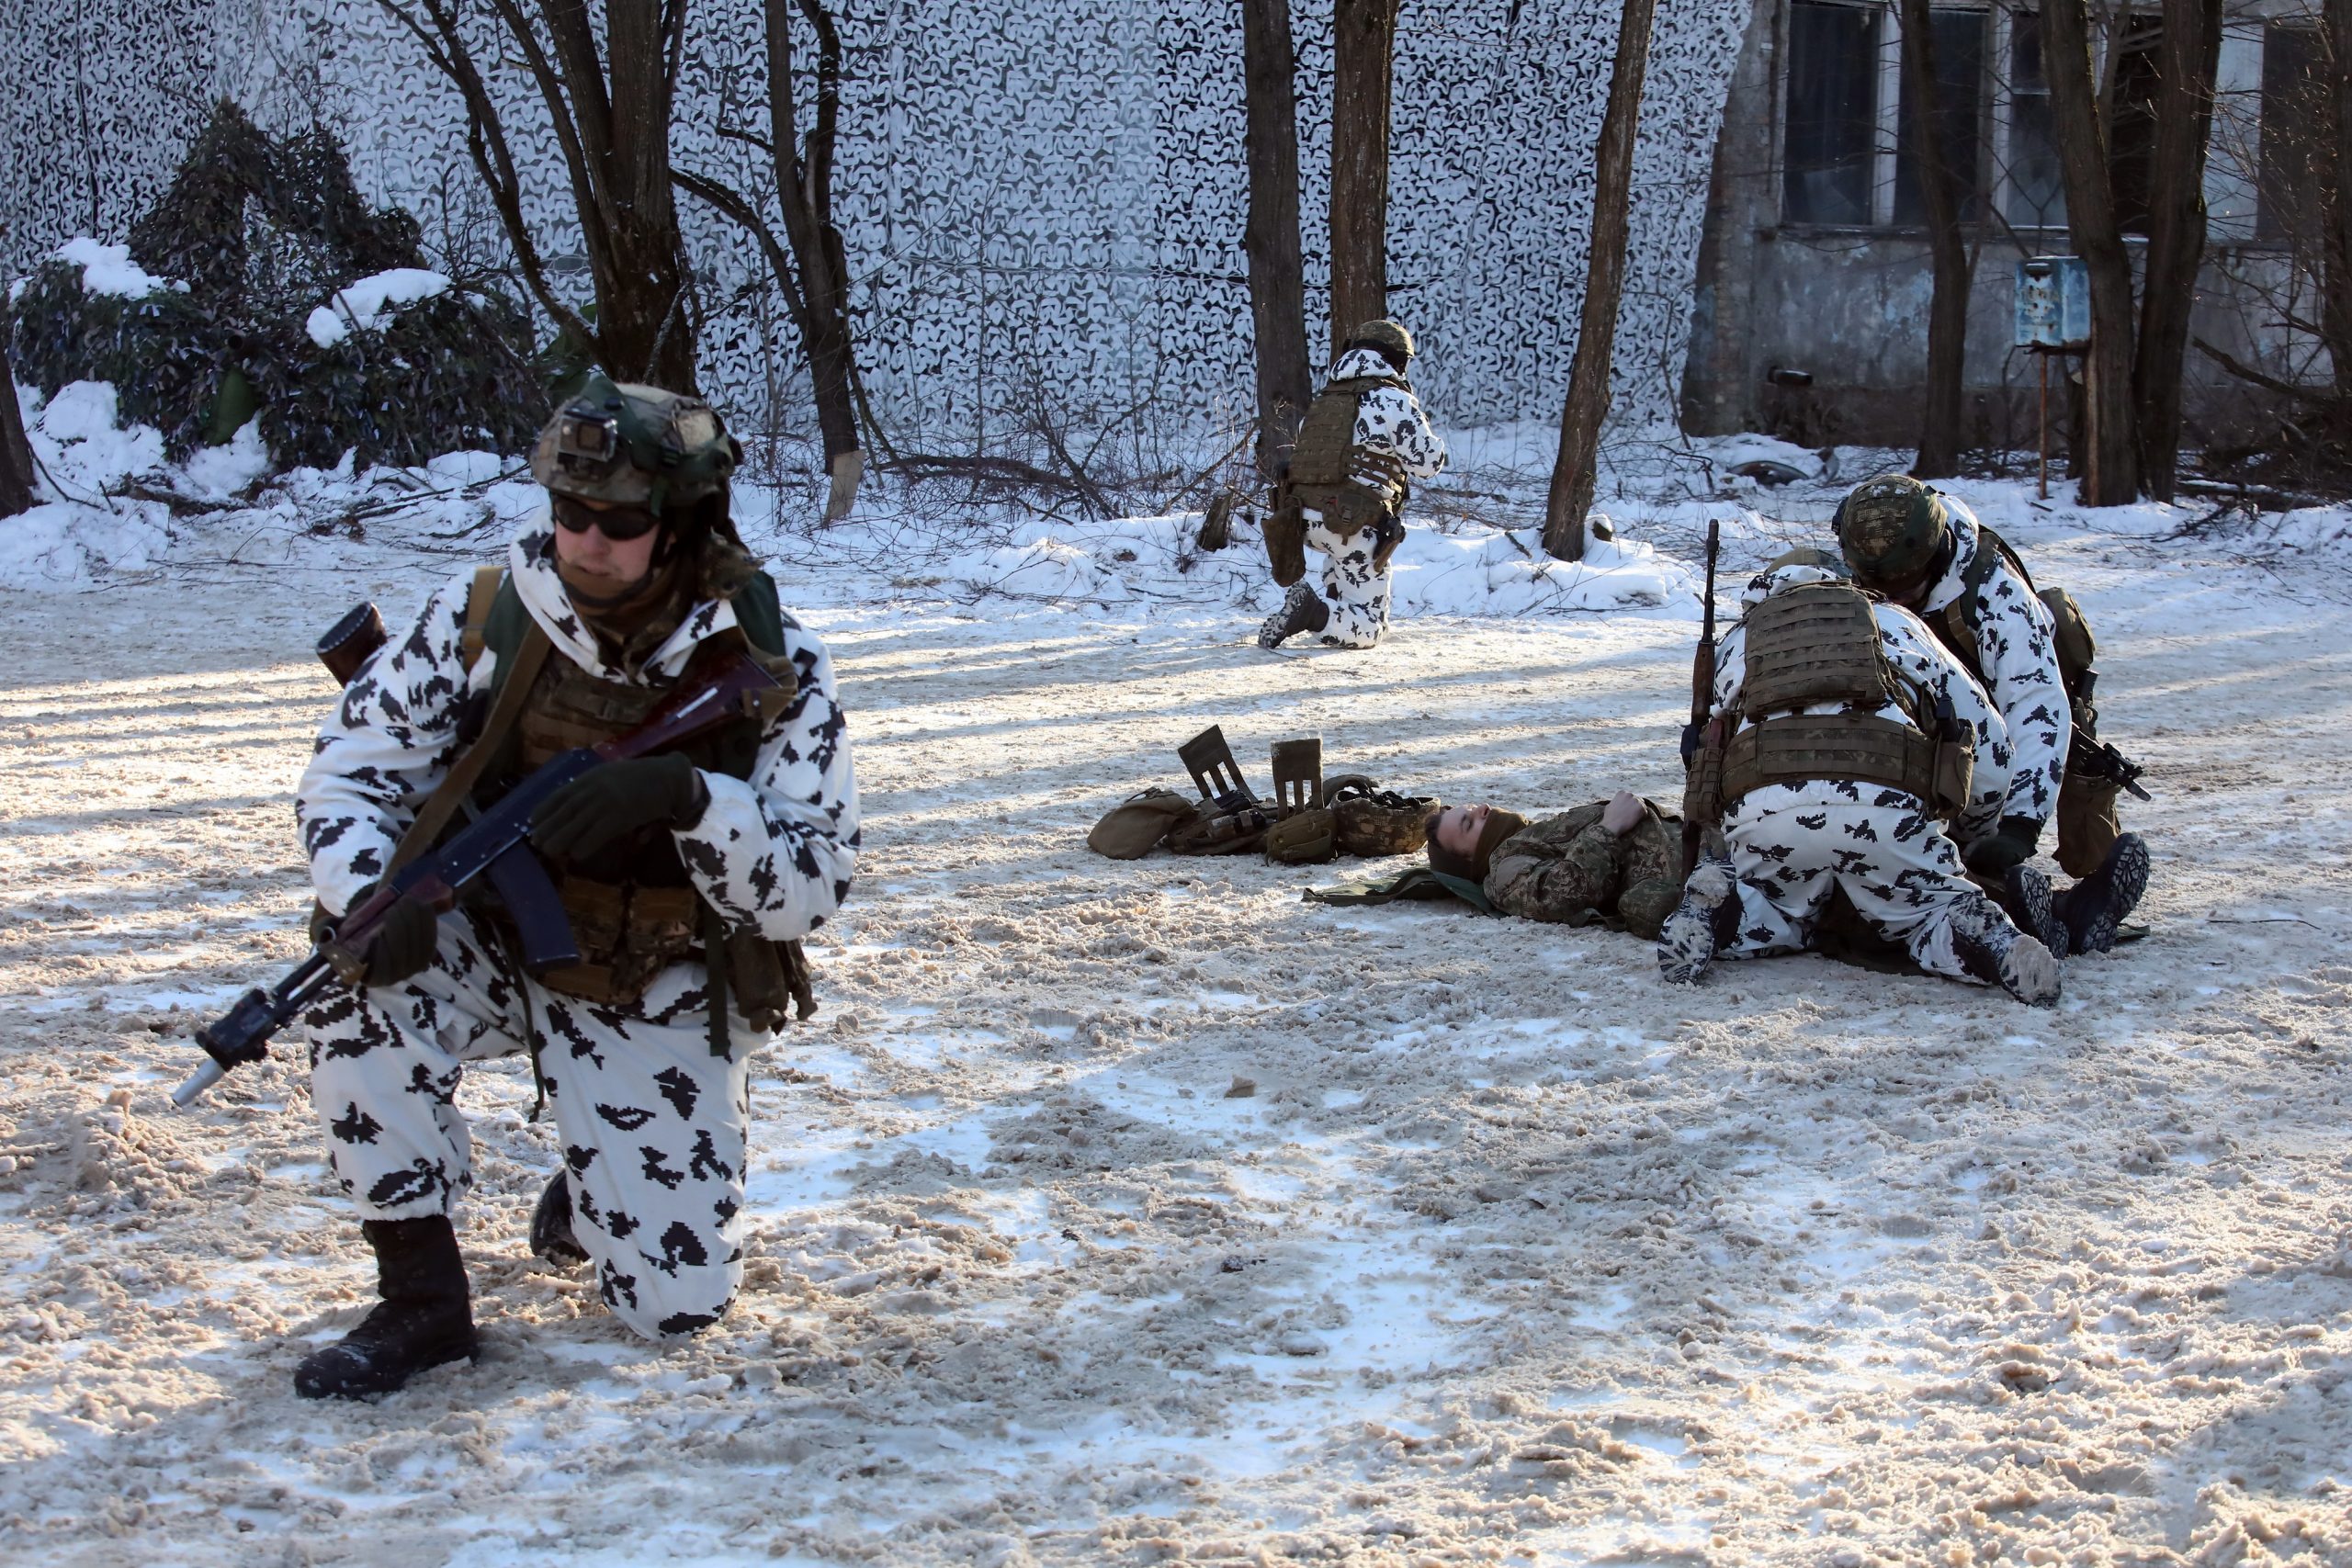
[530,372,741,515]
[1834,473,1951,594]
[1345,320,1416,363]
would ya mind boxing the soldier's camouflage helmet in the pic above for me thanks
[1347,320,1416,361]
[530,372,740,514]
[1834,472,1950,592]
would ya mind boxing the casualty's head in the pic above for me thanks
[1833,472,1952,605]
[531,373,742,602]
[1344,319,1417,376]
[1424,803,1527,883]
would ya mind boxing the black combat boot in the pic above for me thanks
[529,1172,589,1267]
[294,1216,479,1400]
[2052,832,2149,955]
[1949,896,2062,1007]
[1995,863,2068,964]
[1257,583,1330,649]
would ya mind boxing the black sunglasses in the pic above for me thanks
[551,493,662,541]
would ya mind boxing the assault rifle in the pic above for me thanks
[173,645,784,1108]
[2072,733,2152,801]
[2065,670,2152,802]
[1680,520,1721,877]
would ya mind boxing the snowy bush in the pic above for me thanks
[5,101,543,472]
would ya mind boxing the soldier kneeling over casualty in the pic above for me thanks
[1419,793,1684,935]
[1835,473,2149,955]
[1258,320,1447,650]
[290,376,858,1398]
[1661,559,2062,1005]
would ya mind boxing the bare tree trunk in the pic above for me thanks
[2041,0,2142,503]
[0,321,35,518]
[1900,0,1973,479]
[770,0,862,513]
[377,0,700,391]
[1329,0,1400,350]
[1542,0,1657,562]
[677,0,868,517]
[2322,0,2352,400]
[2131,0,2222,500]
[1241,0,1313,478]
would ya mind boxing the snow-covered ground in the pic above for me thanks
[4,394,2351,1564]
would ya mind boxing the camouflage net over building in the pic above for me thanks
[8,102,543,470]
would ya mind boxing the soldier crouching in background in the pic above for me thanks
[1258,320,1447,650]
[290,375,858,1398]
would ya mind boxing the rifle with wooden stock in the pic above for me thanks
[174,641,785,1108]
[1680,521,1721,878]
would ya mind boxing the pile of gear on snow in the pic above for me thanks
[1086,725,1436,864]
[8,101,543,471]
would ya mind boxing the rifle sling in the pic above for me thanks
[390,620,554,874]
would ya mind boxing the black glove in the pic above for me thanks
[1962,815,2044,877]
[1680,720,1706,771]
[332,882,439,987]
[530,753,708,862]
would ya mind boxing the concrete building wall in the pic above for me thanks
[1682,0,2329,452]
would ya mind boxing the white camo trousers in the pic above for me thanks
[303,908,755,1338]
[1304,515,1393,649]
[1717,797,1992,981]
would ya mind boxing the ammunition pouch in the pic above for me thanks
[1289,479,1396,547]
[1264,807,1339,864]
[1721,714,1949,815]
[1168,805,1274,857]
[712,920,811,1035]
[2054,765,2122,879]
[1264,502,1307,587]
[534,880,701,1007]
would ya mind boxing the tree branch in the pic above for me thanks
[2192,334,2332,400]
[372,0,597,353]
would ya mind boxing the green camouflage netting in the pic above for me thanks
[8,101,544,470]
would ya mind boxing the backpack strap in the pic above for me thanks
[390,603,551,873]
[729,570,786,657]
[1933,522,2011,685]
[459,562,505,671]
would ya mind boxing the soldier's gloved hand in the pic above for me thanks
[1679,720,1706,770]
[531,753,709,861]
[337,882,439,987]
[1962,815,2044,877]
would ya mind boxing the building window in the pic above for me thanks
[1894,7,1988,222]
[2257,25,2326,245]
[2105,15,2165,233]
[1784,0,1883,225]
[2000,9,2065,228]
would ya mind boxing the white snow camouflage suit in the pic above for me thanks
[1300,345,1447,648]
[1911,494,2070,826]
[294,522,859,1338]
[1669,563,2020,983]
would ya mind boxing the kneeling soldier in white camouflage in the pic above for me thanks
[1835,473,2148,954]
[1661,559,2061,1005]
[1258,320,1447,649]
[290,375,858,1398]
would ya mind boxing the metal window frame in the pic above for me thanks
[1776,0,1996,231]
